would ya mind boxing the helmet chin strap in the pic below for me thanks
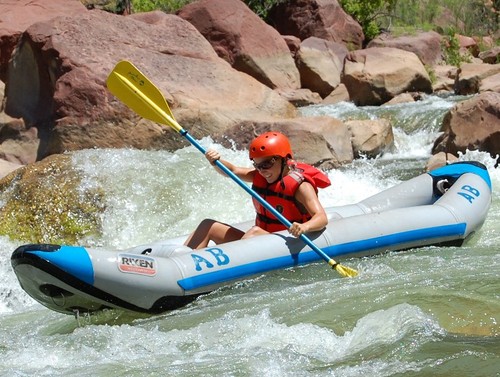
[279,157,288,189]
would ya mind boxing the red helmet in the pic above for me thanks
[249,131,292,159]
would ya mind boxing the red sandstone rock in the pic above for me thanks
[432,92,500,159]
[297,37,347,98]
[268,0,364,49]
[367,31,443,66]
[343,47,433,106]
[0,0,86,81]
[177,0,300,90]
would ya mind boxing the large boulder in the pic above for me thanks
[343,47,433,106]
[432,65,459,93]
[0,117,39,164]
[0,0,86,82]
[177,0,300,90]
[2,9,295,160]
[456,34,479,57]
[345,119,394,158]
[479,46,500,64]
[268,0,364,50]
[296,37,347,98]
[480,73,500,93]
[367,31,443,66]
[0,153,104,243]
[432,92,500,159]
[454,63,500,95]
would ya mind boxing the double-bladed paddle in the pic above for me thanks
[106,60,358,278]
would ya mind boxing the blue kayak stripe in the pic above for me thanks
[30,246,94,285]
[177,223,467,291]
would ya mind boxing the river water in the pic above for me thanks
[0,95,498,376]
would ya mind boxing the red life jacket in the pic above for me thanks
[251,162,331,232]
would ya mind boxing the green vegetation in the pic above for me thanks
[441,27,472,66]
[241,0,285,18]
[425,65,437,84]
[339,0,396,40]
[87,0,189,13]
[339,0,498,41]
[131,0,190,12]
[105,0,498,41]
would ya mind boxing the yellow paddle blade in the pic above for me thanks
[106,60,182,133]
[334,264,359,278]
[328,259,358,277]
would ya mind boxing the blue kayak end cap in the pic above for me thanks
[30,245,94,285]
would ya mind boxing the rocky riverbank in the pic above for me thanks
[0,0,499,178]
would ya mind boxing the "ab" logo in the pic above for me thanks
[457,185,480,204]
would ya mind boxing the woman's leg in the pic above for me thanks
[242,226,269,239]
[184,219,245,249]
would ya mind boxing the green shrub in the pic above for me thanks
[131,0,191,12]
[441,28,472,67]
[339,0,397,41]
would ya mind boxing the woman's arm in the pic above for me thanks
[289,182,328,237]
[205,149,255,182]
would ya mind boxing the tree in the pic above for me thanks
[442,0,498,35]
[339,0,397,40]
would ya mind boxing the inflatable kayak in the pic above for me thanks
[11,161,492,316]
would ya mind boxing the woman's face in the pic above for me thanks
[253,156,282,183]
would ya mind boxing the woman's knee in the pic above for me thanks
[242,226,268,239]
[196,218,217,231]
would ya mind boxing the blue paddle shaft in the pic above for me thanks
[182,130,333,264]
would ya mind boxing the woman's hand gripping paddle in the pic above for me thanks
[106,60,358,278]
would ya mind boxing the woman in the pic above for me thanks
[184,131,331,249]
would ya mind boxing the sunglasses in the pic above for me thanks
[253,157,279,170]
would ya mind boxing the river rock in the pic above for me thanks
[432,65,459,92]
[267,0,364,50]
[426,152,458,172]
[480,73,500,93]
[296,37,346,98]
[275,88,323,106]
[0,117,39,164]
[455,63,500,95]
[382,92,418,106]
[345,119,394,158]
[322,83,350,104]
[367,31,443,66]
[457,34,479,57]
[0,153,105,243]
[432,92,500,159]
[177,0,300,90]
[0,0,86,82]
[479,47,500,64]
[343,47,433,106]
